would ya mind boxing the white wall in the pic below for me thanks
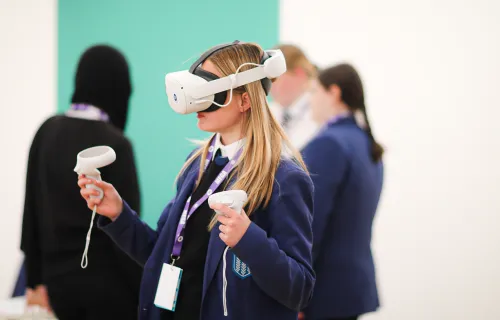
[281,0,500,319]
[0,0,56,298]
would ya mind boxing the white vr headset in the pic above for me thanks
[164,40,287,114]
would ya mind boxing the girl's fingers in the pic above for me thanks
[216,214,231,226]
[77,178,88,188]
[80,188,99,198]
[94,179,114,191]
[88,197,101,208]
[78,177,98,188]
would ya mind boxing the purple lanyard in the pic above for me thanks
[66,104,110,122]
[171,135,243,259]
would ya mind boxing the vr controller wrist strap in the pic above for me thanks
[81,205,98,269]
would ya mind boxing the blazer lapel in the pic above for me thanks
[165,175,195,224]
[201,172,240,299]
[169,158,200,223]
[201,169,243,297]
[202,222,227,300]
[159,167,198,261]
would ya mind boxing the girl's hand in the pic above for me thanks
[211,203,251,247]
[77,175,123,221]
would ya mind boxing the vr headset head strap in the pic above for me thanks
[189,40,240,74]
[190,40,273,96]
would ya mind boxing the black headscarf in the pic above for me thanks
[71,44,132,131]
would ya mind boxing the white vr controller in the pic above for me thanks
[74,146,116,269]
[74,146,116,199]
[208,190,248,215]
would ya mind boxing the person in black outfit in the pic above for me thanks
[20,44,142,320]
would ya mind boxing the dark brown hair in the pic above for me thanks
[318,63,384,162]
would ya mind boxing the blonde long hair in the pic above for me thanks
[177,42,307,229]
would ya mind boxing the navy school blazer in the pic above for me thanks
[301,116,384,319]
[98,154,315,320]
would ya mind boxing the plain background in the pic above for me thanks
[0,0,56,301]
[1,0,500,319]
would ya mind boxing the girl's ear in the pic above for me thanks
[240,92,251,112]
[329,84,342,102]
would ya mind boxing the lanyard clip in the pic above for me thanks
[170,254,179,266]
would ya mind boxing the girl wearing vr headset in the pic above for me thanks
[78,41,314,320]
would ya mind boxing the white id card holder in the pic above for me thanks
[154,263,183,311]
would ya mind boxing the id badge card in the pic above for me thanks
[154,263,183,311]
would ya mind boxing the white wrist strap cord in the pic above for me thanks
[81,204,97,269]
[222,245,230,316]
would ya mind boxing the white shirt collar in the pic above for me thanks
[212,133,246,160]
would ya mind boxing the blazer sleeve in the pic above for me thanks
[20,126,44,289]
[231,168,315,311]
[301,135,348,263]
[97,199,174,267]
[97,149,197,266]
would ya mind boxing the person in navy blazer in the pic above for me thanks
[300,63,384,320]
[78,41,315,320]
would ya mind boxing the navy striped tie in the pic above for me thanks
[214,149,229,166]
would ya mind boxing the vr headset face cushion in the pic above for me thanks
[190,40,272,112]
[192,67,228,112]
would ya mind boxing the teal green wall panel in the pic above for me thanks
[58,1,279,226]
